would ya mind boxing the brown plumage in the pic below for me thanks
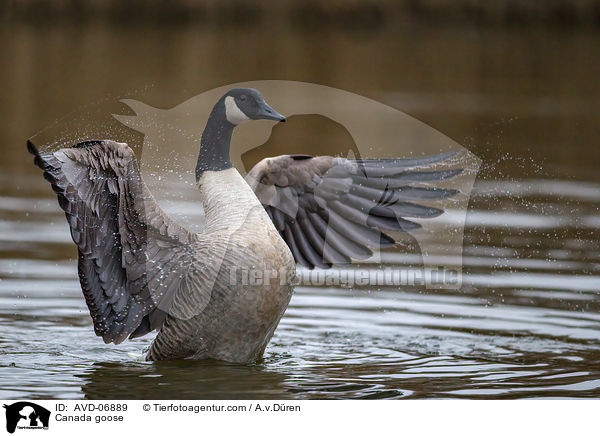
[28,138,296,362]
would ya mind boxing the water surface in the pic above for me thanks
[1,175,598,399]
[0,23,599,399]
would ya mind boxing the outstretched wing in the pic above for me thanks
[28,139,199,344]
[245,151,462,269]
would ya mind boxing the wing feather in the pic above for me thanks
[246,151,462,269]
[28,139,200,344]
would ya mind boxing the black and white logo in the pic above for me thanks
[3,402,50,434]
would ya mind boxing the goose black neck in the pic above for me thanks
[195,98,234,182]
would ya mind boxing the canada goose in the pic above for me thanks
[27,88,461,363]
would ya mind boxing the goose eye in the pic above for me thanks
[239,95,247,101]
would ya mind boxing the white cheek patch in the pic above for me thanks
[225,96,251,125]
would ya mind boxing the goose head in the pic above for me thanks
[222,88,286,125]
[196,88,285,180]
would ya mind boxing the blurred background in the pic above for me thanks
[2,0,600,184]
[0,0,599,399]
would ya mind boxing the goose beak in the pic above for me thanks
[257,101,286,122]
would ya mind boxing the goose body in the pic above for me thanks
[28,88,463,363]
[148,168,295,361]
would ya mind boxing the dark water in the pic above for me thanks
[0,23,599,399]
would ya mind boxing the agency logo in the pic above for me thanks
[115,80,480,300]
[2,402,50,434]
[29,80,481,324]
